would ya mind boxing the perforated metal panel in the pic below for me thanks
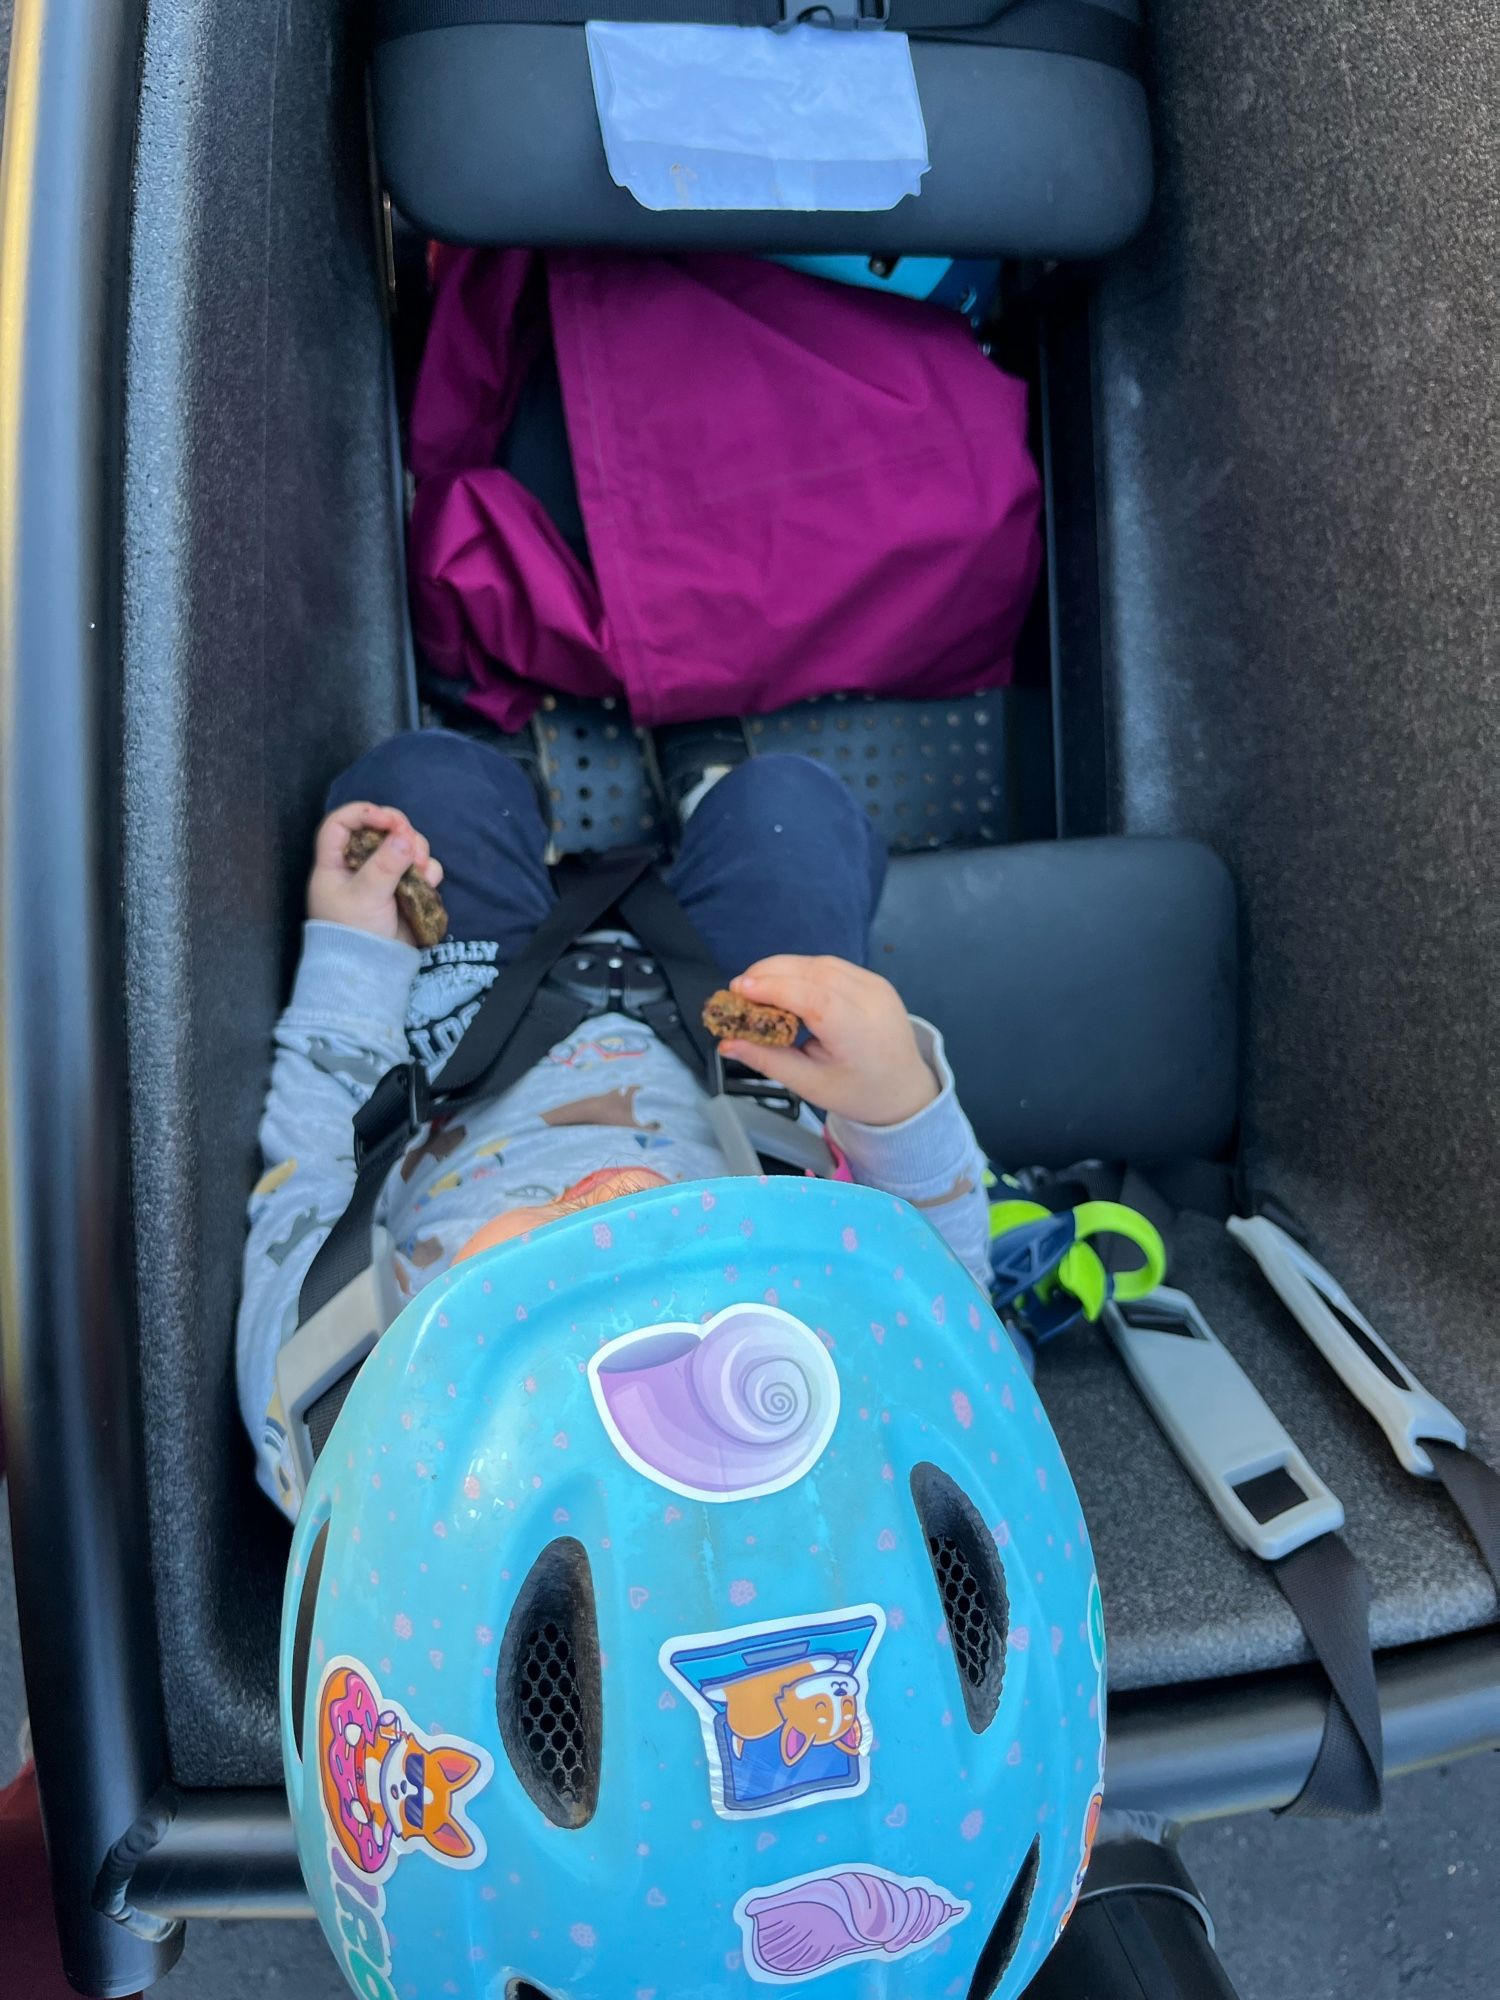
[536,695,668,858]
[534,690,1013,856]
[747,692,1014,852]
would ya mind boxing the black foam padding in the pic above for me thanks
[371,20,1151,257]
[872,838,1239,1169]
[124,0,413,1786]
[1083,0,1500,1657]
[536,696,669,856]
[748,693,1014,852]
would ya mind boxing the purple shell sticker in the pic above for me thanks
[587,1304,840,1502]
[736,1864,969,1983]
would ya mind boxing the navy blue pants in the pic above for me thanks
[326,731,887,977]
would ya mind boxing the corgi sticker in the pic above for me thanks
[317,1658,492,1881]
[662,1606,884,1818]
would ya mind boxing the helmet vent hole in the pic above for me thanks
[967,1836,1040,2000]
[910,1462,1008,1732]
[498,1537,602,1829]
[289,1519,330,1762]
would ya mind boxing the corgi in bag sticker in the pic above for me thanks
[317,1657,492,1881]
[661,1606,884,1818]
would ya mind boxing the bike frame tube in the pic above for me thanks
[0,0,180,1991]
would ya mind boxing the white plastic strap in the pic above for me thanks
[274,1227,400,1501]
[1102,1287,1343,1561]
[701,1092,768,1177]
[1227,1215,1466,1478]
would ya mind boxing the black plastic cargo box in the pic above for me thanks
[1,0,1497,1994]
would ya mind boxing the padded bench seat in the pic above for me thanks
[372,16,1153,257]
[129,834,1493,1784]
[878,845,1500,1691]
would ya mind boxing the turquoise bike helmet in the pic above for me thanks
[282,1177,1106,2000]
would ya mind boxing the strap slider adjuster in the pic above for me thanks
[352,1062,433,1171]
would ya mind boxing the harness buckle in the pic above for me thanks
[543,929,671,1020]
[352,1062,433,1171]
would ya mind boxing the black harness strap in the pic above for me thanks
[1269,1538,1383,1818]
[1422,1441,1500,1599]
[614,869,724,1079]
[428,847,664,1099]
[298,846,686,1323]
[371,0,1144,76]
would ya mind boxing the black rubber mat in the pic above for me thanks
[746,692,1013,851]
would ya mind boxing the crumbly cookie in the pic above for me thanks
[701,988,800,1048]
[344,826,450,947]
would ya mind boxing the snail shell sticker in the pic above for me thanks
[587,1303,840,1503]
[736,1864,970,1984]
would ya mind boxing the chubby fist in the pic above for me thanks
[307,801,444,944]
[720,956,937,1127]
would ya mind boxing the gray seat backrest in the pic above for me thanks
[873,838,1239,1169]
[372,14,1152,256]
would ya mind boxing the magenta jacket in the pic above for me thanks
[407,248,1043,731]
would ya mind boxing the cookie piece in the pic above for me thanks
[344,826,450,947]
[702,988,800,1048]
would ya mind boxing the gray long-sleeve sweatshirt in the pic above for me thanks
[237,921,992,1517]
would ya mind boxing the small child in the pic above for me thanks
[238,732,991,1514]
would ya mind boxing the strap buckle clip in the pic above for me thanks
[275,1251,396,1512]
[1103,1287,1344,1561]
[779,0,888,28]
[1227,1215,1468,1477]
[543,930,671,1020]
[352,1061,433,1172]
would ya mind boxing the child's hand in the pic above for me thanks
[721,956,938,1127]
[307,802,444,943]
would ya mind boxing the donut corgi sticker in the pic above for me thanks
[662,1606,884,1817]
[317,1658,492,1881]
[587,1302,840,1503]
[736,1863,970,1984]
